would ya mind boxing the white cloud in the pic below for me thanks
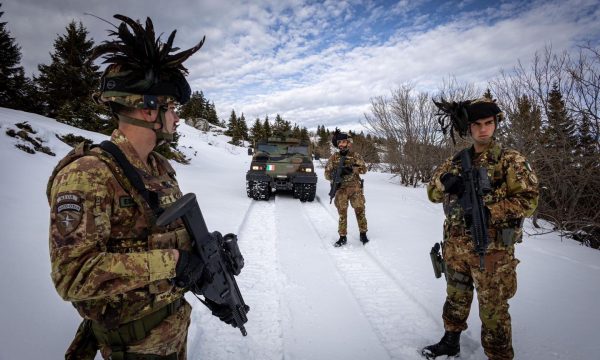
[4,0,599,130]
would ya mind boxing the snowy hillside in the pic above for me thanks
[0,107,599,360]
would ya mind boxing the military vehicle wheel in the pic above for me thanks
[295,183,316,202]
[306,184,316,202]
[251,181,271,201]
[246,180,254,198]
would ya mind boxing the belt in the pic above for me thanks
[92,298,183,360]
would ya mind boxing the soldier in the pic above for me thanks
[47,15,236,359]
[324,129,369,247]
[422,97,539,359]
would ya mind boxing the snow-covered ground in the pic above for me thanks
[0,107,599,360]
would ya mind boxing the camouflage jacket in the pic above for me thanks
[47,129,191,328]
[427,141,539,252]
[324,150,367,188]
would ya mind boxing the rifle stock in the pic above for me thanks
[157,193,249,336]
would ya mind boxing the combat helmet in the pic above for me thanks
[433,96,503,143]
[331,128,352,152]
[91,14,205,144]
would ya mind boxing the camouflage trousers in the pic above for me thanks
[442,239,518,360]
[334,185,368,236]
[97,300,192,359]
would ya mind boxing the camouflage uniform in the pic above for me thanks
[427,141,539,360]
[48,129,192,359]
[325,150,368,236]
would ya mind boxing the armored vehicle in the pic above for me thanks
[246,137,317,201]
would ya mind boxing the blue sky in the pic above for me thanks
[4,0,600,130]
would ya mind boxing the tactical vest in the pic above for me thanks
[445,144,524,248]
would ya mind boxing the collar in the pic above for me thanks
[110,129,158,174]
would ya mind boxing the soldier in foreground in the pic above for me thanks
[325,129,369,247]
[47,15,238,359]
[422,98,539,359]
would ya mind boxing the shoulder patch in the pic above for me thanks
[55,192,83,236]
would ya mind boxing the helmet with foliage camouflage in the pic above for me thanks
[91,14,205,142]
[433,96,504,143]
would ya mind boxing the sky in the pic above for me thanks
[1,106,599,359]
[3,0,600,129]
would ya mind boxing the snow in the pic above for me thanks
[0,107,599,360]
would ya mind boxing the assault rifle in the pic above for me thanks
[459,149,492,270]
[156,193,249,336]
[328,154,347,203]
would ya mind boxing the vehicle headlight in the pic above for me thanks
[252,165,264,171]
[303,168,313,173]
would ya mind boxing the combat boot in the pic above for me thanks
[334,235,347,247]
[421,331,461,359]
[360,232,369,245]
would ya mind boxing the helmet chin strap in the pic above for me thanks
[117,108,173,146]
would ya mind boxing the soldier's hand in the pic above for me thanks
[174,250,206,289]
[204,298,250,326]
[441,173,464,196]
[340,165,353,176]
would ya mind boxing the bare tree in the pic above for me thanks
[363,83,454,186]
[490,45,600,247]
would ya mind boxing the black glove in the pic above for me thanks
[174,250,206,289]
[204,298,250,326]
[440,173,464,196]
[340,165,353,176]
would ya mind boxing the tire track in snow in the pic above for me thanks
[274,196,390,360]
[302,195,444,359]
[310,195,484,359]
[188,199,284,360]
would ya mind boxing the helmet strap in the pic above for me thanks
[117,109,173,146]
[155,108,174,144]
[117,113,157,129]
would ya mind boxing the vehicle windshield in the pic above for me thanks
[286,146,308,155]
[257,144,284,154]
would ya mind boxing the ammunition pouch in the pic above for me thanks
[446,268,473,291]
[497,218,524,246]
[91,298,183,360]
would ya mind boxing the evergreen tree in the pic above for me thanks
[263,116,272,139]
[299,127,309,142]
[317,125,330,146]
[179,90,206,128]
[506,95,542,156]
[36,20,106,131]
[206,101,219,125]
[237,113,249,141]
[577,115,597,158]
[272,114,291,137]
[0,4,35,111]
[543,83,577,153]
[225,109,237,137]
[291,124,301,138]
[250,118,263,141]
[315,124,332,158]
